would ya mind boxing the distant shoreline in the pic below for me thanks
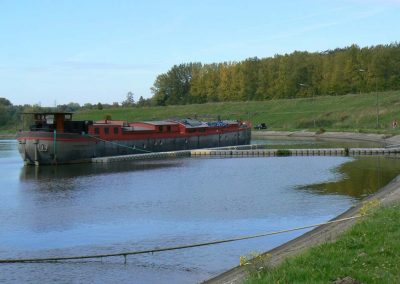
[2,130,399,143]
[0,133,16,139]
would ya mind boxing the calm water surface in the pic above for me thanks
[1,139,399,283]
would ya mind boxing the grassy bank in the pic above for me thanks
[246,203,400,284]
[2,90,400,134]
[74,90,400,134]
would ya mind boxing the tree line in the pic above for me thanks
[2,43,400,130]
[151,43,400,105]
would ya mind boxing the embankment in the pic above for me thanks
[252,130,400,145]
[0,134,16,139]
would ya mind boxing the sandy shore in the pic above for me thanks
[204,131,400,284]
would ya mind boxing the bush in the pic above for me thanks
[276,149,291,156]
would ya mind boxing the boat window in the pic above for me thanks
[198,128,206,132]
[36,114,45,120]
[65,114,72,121]
[104,127,109,135]
[188,129,196,133]
[94,128,99,135]
[167,125,171,132]
[159,126,164,132]
[114,127,119,134]
[46,114,54,124]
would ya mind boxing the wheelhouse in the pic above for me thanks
[23,112,92,134]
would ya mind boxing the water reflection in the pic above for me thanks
[19,160,184,181]
[299,156,400,198]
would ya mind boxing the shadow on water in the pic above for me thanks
[19,159,184,181]
[297,156,400,198]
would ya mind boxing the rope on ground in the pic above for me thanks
[86,134,153,153]
[0,214,366,264]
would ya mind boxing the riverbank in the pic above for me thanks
[252,130,400,145]
[73,91,400,132]
[247,202,400,283]
[4,130,398,143]
[204,131,400,284]
[0,133,16,139]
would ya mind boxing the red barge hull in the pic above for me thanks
[17,113,251,165]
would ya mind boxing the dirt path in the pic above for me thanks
[203,132,400,284]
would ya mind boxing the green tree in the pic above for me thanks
[150,43,400,105]
[137,96,146,107]
[122,92,135,107]
[152,63,200,105]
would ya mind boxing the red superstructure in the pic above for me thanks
[89,119,247,140]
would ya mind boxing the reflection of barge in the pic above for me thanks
[17,112,251,165]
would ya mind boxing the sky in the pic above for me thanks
[1,0,399,106]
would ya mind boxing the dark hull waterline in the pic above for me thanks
[17,128,251,165]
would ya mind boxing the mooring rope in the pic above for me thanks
[0,214,365,264]
[86,134,153,153]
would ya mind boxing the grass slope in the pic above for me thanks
[75,91,400,133]
[246,203,400,284]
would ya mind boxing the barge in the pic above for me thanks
[17,112,251,165]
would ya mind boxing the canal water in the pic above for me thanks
[1,139,400,283]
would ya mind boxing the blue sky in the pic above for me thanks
[1,0,399,106]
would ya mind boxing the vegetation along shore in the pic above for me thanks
[2,43,400,134]
[245,202,400,283]
[1,90,399,135]
[74,90,400,134]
